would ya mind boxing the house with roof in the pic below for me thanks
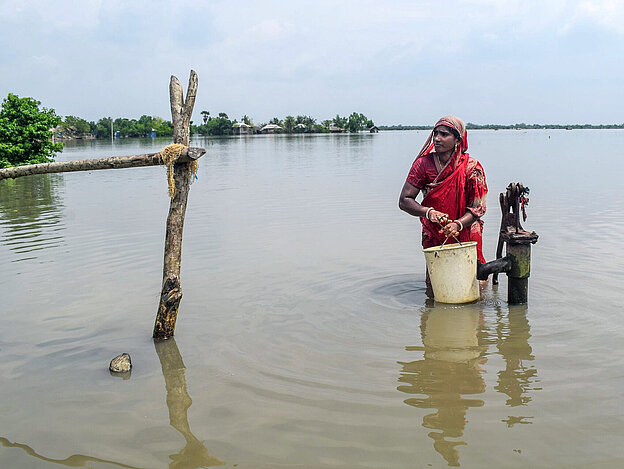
[232,122,253,135]
[260,124,283,134]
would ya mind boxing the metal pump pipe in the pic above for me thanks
[477,257,512,280]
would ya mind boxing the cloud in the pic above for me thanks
[0,0,621,124]
[572,0,624,34]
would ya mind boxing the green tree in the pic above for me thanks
[346,112,363,132]
[283,115,296,133]
[0,93,63,168]
[332,114,347,129]
[347,113,359,133]
[96,117,113,139]
[201,116,232,135]
[137,115,154,137]
[201,111,210,124]
[113,117,136,137]
[62,115,91,135]
[151,116,173,136]
[303,115,316,127]
[345,112,373,132]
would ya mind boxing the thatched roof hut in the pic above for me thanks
[260,124,283,134]
[233,122,253,135]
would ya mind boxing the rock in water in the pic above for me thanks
[109,353,132,373]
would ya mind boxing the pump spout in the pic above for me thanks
[477,257,512,281]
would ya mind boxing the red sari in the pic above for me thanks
[407,151,488,263]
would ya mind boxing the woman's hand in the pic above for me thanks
[428,209,449,225]
[440,221,461,238]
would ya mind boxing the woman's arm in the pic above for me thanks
[398,181,448,223]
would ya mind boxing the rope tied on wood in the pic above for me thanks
[158,143,198,197]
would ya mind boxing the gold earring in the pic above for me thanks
[454,142,458,152]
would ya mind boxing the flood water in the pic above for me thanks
[1,130,623,468]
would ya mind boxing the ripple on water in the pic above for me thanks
[366,274,429,311]
[0,215,65,260]
[186,271,434,416]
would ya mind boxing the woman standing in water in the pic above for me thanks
[398,116,488,290]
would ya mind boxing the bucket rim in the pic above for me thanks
[422,241,477,253]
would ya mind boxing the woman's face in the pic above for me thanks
[433,125,459,154]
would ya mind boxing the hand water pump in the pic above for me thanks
[477,182,539,304]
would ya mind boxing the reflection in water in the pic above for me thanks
[0,339,223,468]
[494,304,538,426]
[0,173,65,260]
[155,338,225,468]
[0,436,143,468]
[397,299,540,466]
[398,306,487,466]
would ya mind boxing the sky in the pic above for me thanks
[1,0,623,125]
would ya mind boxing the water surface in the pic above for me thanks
[1,130,623,468]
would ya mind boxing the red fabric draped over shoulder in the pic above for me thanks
[408,116,487,263]
[419,154,486,262]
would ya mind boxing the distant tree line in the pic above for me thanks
[0,91,378,167]
[191,111,375,136]
[59,115,174,138]
[379,122,624,130]
[57,110,376,138]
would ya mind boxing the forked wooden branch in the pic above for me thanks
[0,70,202,341]
[169,71,198,147]
[153,70,199,340]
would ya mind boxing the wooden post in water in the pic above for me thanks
[153,70,199,340]
[0,70,204,340]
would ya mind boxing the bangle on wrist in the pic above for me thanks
[425,207,433,220]
[454,219,464,231]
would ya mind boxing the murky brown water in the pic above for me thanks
[1,130,623,468]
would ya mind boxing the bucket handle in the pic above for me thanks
[438,224,462,247]
[435,216,462,246]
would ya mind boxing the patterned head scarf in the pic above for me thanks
[417,116,468,159]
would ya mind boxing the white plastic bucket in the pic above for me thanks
[423,241,479,304]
